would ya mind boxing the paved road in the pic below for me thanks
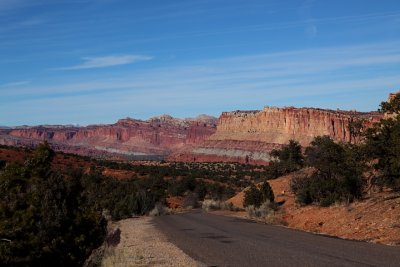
[153,210,400,267]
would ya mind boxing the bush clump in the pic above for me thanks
[0,142,107,266]
[149,203,169,216]
[245,200,279,223]
[291,136,364,206]
[363,94,400,190]
[0,143,170,265]
[201,199,240,212]
[266,140,304,179]
[0,160,6,170]
[243,181,275,208]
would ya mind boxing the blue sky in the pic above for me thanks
[1,0,400,126]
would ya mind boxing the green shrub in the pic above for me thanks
[244,184,262,207]
[291,136,364,206]
[364,95,400,190]
[260,181,275,203]
[364,119,400,190]
[267,140,304,179]
[244,181,275,208]
[0,142,106,266]
[291,172,355,206]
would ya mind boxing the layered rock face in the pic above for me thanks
[0,107,384,164]
[169,107,383,164]
[212,107,382,145]
[0,115,217,159]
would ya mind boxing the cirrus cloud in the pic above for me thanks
[55,54,153,70]
[0,80,30,87]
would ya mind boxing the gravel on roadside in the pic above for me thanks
[102,216,203,267]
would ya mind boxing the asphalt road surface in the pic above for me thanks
[154,210,400,267]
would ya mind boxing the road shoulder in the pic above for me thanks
[102,216,201,267]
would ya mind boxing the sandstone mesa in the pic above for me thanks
[0,102,386,164]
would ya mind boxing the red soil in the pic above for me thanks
[226,169,400,246]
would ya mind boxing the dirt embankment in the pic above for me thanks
[226,169,400,246]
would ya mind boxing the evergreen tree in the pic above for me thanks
[244,181,274,208]
[260,181,275,203]
[0,143,106,266]
[267,140,304,179]
[243,184,263,208]
[291,136,364,206]
[364,94,400,190]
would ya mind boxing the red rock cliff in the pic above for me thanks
[212,107,381,146]
[0,107,385,164]
[2,115,217,159]
[169,107,383,164]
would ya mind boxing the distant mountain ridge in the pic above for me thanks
[0,103,386,164]
[169,106,382,164]
[0,115,217,160]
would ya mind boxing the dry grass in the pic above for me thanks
[245,201,287,225]
[202,199,242,212]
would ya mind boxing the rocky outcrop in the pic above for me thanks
[0,105,385,164]
[1,116,217,160]
[169,140,281,165]
[211,107,381,146]
[169,107,383,164]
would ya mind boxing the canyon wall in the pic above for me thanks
[169,107,383,164]
[0,107,384,164]
[0,115,217,160]
[211,107,382,145]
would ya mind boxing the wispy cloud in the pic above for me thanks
[299,0,317,37]
[2,41,399,125]
[0,17,47,34]
[54,55,153,70]
[5,41,400,97]
[0,81,30,87]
